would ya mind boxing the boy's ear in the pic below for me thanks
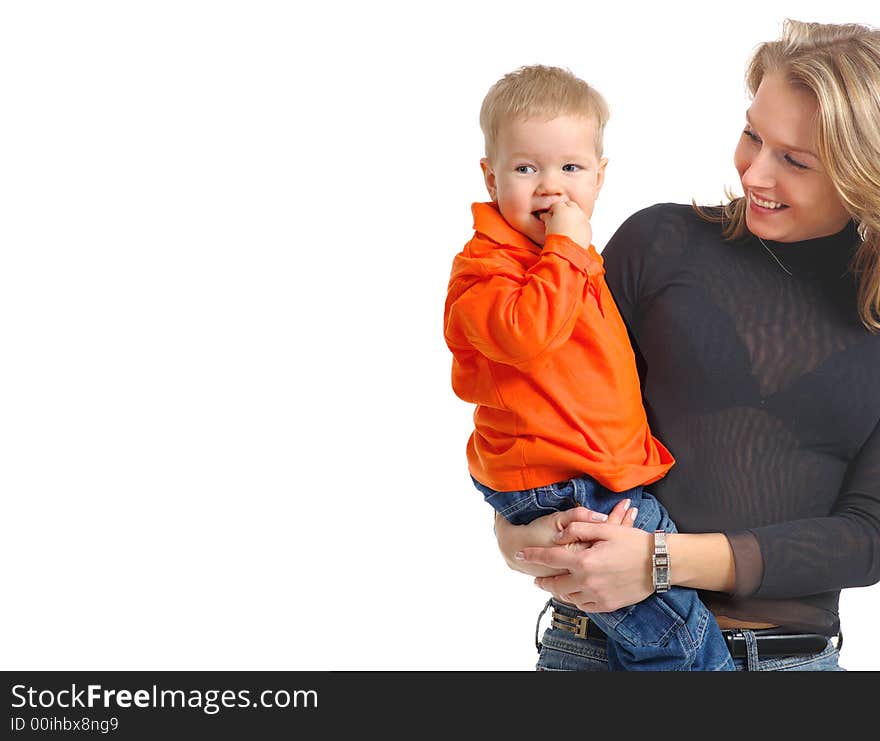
[595,157,609,193]
[480,158,497,201]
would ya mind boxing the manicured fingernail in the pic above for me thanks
[514,551,525,560]
[591,512,608,521]
[629,507,638,520]
[623,499,631,511]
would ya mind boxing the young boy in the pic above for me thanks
[444,65,734,671]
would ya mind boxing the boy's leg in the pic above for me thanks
[473,475,733,670]
[568,479,733,671]
[471,475,583,525]
[472,476,616,670]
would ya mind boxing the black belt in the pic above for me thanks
[550,608,837,658]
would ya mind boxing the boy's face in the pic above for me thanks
[481,114,607,246]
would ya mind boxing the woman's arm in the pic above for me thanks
[517,428,880,610]
[729,417,880,599]
[667,532,736,592]
[518,525,736,613]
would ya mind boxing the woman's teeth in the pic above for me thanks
[750,192,787,209]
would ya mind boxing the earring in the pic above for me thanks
[857,221,868,242]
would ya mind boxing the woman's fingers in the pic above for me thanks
[534,572,579,595]
[515,545,579,571]
[554,506,607,527]
[552,520,616,545]
[519,522,608,558]
[619,501,638,528]
[553,503,637,544]
[600,498,638,527]
[606,498,631,525]
[550,499,639,538]
[528,524,655,613]
[517,523,607,588]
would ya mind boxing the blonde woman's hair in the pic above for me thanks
[697,19,880,331]
[479,65,610,161]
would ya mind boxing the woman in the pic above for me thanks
[496,19,880,671]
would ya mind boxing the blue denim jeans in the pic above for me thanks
[537,599,845,671]
[474,474,735,671]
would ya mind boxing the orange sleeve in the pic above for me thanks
[447,235,602,367]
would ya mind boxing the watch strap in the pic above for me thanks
[652,530,671,593]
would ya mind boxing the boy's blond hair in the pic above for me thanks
[479,65,610,161]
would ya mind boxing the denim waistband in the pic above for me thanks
[538,598,840,661]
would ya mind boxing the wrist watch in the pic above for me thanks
[652,530,671,593]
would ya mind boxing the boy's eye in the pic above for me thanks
[742,128,761,143]
[562,164,581,172]
[515,165,536,174]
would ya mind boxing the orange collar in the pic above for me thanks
[471,202,540,253]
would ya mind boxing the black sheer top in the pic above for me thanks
[602,203,880,634]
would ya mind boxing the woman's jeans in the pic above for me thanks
[474,474,735,671]
[537,598,845,671]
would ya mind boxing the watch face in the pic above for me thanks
[653,531,670,591]
[653,554,670,592]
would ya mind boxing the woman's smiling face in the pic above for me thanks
[734,70,851,243]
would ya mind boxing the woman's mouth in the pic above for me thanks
[749,191,789,212]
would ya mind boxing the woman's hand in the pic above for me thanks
[516,518,654,613]
[495,497,638,578]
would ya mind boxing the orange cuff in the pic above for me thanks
[543,234,604,276]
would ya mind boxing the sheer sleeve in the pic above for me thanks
[739,415,880,598]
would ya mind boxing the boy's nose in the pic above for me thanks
[535,171,564,195]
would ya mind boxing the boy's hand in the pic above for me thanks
[540,201,592,249]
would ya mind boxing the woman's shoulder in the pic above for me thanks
[605,202,720,263]
[602,203,731,320]
[617,202,721,234]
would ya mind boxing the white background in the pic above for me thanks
[2,1,879,671]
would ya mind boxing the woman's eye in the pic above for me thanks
[743,128,761,143]
[784,154,809,170]
[515,165,536,174]
[562,164,581,172]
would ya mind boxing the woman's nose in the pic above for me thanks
[741,150,776,191]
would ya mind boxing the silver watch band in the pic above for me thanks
[652,530,671,593]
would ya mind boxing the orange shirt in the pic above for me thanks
[444,202,673,492]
